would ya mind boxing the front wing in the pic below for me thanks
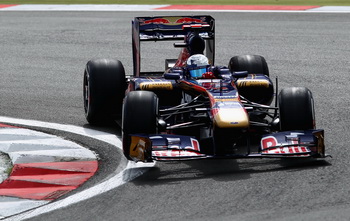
[127,130,325,162]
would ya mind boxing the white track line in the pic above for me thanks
[0,116,155,221]
[0,4,350,12]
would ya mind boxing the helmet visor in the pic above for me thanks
[189,67,207,78]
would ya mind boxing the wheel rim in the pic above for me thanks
[83,71,90,115]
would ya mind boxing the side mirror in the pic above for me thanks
[232,71,248,78]
[164,73,181,80]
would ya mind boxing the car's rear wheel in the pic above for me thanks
[122,91,158,160]
[228,55,269,76]
[83,58,126,125]
[279,87,315,131]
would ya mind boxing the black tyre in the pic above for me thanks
[83,58,126,125]
[279,87,315,131]
[122,91,158,160]
[228,55,269,76]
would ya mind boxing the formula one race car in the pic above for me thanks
[83,15,326,162]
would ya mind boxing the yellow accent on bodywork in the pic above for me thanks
[214,98,239,102]
[213,103,249,128]
[140,81,173,90]
[129,136,152,162]
[313,130,325,157]
[236,79,270,88]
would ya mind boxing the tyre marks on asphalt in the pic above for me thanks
[0,124,98,219]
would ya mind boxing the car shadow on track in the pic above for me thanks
[129,158,331,185]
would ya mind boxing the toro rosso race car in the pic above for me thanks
[83,15,326,162]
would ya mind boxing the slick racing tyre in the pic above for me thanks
[122,91,158,160]
[83,58,126,125]
[278,87,315,131]
[229,55,272,104]
[228,55,269,77]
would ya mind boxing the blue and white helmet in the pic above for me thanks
[186,54,209,78]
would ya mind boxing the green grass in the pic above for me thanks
[1,0,350,6]
[5,166,13,176]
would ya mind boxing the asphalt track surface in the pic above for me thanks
[0,11,350,220]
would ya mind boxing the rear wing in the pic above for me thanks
[132,15,215,76]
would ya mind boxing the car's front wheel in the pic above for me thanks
[122,91,158,160]
[279,87,315,131]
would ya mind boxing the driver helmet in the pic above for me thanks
[186,54,209,78]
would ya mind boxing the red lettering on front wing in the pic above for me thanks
[152,150,204,158]
[261,137,310,154]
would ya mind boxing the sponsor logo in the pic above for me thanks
[141,18,170,25]
[214,98,239,102]
[261,134,310,155]
[176,17,205,24]
[261,136,278,150]
[152,150,204,158]
[140,17,206,26]
[140,82,173,90]
[237,80,270,88]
